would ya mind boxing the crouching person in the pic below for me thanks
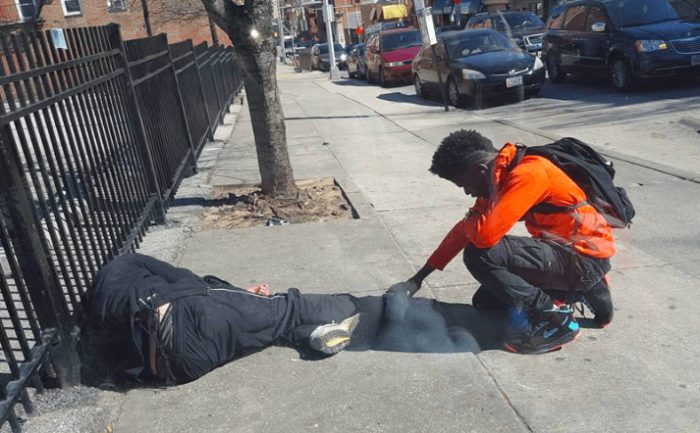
[82,253,382,385]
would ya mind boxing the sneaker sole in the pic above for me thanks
[309,314,360,355]
[504,329,581,355]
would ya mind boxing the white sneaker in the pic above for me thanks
[309,314,361,354]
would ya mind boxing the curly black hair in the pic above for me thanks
[429,130,497,180]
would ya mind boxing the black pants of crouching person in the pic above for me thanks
[464,235,611,316]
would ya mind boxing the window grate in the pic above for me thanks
[109,0,127,12]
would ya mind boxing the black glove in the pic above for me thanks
[386,280,420,297]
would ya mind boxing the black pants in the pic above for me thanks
[165,287,362,383]
[87,253,376,384]
[464,235,611,315]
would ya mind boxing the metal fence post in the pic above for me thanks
[106,23,165,224]
[0,134,80,388]
[164,34,198,175]
[190,40,214,141]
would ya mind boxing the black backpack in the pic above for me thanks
[513,138,635,229]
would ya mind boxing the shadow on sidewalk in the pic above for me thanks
[378,92,443,107]
[339,297,506,357]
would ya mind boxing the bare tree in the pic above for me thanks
[138,0,210,24]
[197,0,297,198]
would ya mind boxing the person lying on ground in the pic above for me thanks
[80,253,475,386]
[388,129,615,355]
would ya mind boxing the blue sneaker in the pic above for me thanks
[504,307,580,355]
[505,307,531,339]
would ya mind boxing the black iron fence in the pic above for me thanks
[0,23,242,431]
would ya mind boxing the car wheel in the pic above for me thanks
[414,74,423,98]
[379,68,388,87]
[610,56,633,92]
[546,53,566,83]
[448,77,464,108]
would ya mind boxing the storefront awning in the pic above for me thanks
[382,4,407,20]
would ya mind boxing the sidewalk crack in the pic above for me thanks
[475,355,535,432]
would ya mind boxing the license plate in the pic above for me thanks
[692,55,700,66]
[506,76,523,88]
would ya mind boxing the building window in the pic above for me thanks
[61,0,83,16]
[108,0,127,13]
[17,0,38,21]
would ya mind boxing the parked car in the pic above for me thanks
[311,43,348,71]
[364,28,423,86]
[411,29,546,107]
[465,11,545,54]
[543,0,700,92]
[347,43,367,78]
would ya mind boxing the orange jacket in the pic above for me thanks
[427,143,616,270]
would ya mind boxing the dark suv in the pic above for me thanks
[465,11,546,54]
[543,0,700,92]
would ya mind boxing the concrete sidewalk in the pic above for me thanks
[53,64,700,432]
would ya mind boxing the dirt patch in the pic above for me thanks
[203,177,355,229]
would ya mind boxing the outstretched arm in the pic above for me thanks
[246,284,271,296]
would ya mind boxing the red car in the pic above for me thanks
[364,28,423,87]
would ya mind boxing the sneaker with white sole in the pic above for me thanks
[504,307,580,355]
[309,314,361,355]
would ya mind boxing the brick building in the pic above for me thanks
[0,0,231,46]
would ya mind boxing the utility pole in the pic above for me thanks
[322,0,341,79]
[415,0,448,111]
[140,0,152,37]
[209,16,219,46]
[277,0,286,63]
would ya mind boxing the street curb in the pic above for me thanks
[478,115,700,184]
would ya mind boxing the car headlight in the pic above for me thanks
[340,53,348,60]
[462,69,486,80]
[534,56,544,70]
[386,62,404,67]
[636,40,667,52]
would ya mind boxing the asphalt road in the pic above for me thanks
[332,67,700,175]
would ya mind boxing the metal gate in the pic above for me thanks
[0,23,242,431]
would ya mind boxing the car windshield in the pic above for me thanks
[446,32,515,58]
[669,0,700,20]
[381,31,422,51]
[493,12,545,30]
[605,0,685,27]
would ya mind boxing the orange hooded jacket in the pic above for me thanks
[427,142,616,271]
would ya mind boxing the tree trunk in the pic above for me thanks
[200,0,297,198]
[239,43,296,197]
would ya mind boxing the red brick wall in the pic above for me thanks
[36,0,231,46]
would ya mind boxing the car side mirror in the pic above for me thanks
[591,21,606,33]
